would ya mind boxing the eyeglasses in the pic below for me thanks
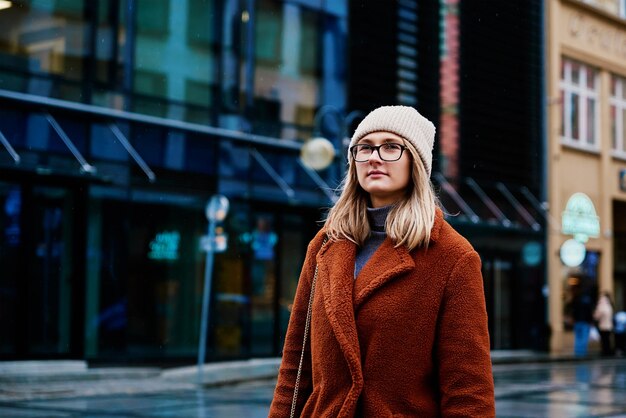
[350,143,407,162]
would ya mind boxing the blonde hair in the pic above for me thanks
[325,140,437,251]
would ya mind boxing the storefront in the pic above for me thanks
[547,0,626,353]
[434,175,548,350]
[0,96,331,362]
[0,0,348,363]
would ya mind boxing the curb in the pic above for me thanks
[162,358,281,386]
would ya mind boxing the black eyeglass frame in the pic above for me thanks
[349,143,408,162]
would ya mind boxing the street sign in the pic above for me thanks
[561,192,600,243]
[560,238,586,267]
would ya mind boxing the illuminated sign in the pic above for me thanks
[560,239,586,267]
[561,193,600,243]
[148,231,180,261]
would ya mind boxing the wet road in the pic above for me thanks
[494,359,626,417]
[0,358,625,417]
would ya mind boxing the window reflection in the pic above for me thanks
[0,184,20,354]
[248,215,277,356]
[0,0,86,99]
[253,0,332,139]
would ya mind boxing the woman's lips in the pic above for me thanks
[368,170,386,177]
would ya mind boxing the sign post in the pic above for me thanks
[197,195,229,384]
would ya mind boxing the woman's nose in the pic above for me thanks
[367,148,384,162]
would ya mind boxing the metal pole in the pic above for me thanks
[109,124,156,182]
[197,217,217,384]
[0,128,20,164]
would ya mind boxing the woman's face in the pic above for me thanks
[354,131,412,208]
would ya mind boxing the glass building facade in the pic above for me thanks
[0,0,347,362]
[0,0,550,362]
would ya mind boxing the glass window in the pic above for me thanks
[571,61,580,85]
[133,0,216,120]
[137,0,170,35]
[559,91,565,137]
[252,1,344,140]
[279,215,305,341]
[255,0,283,65]
[28,186,74,354]
[250,0,345,139]
[90,0,129,109]
[621,107,626,150]
[248,214,278,356]
[0,0,87,98]
[586,97,595,145]
[134,70,168,98]
[212,207,280,358]
[87,190,207,358]
[186,0,216,46]
[559,58,599,151]
[610,74,626,157]
[611,106,617,151]
[571,93,579,141]
[299,9,320,76]
[0,183,21,355]
[94,0,125,86]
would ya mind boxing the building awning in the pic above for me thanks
[45,113,156,182]
[108,124,156,182]
[248,147,337,203]
[0,89,336,206]
[0,89,542,214]
[45,112,97,175]
[432,173,546,233]
[0,93,158,182]
[216,141,338,207]
[0,126,20,165]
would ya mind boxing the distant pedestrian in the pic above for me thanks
[613,310,626,356]
[593,291,614,356]
[571,287,594,356]
[269,106,495,417]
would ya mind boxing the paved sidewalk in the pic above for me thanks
[2,359,626,418]
[0,351,613,402]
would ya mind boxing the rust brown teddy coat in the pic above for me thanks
[269,208,495,417]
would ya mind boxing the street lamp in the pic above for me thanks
[300,137,336,170]
[197,194,229,384]
[299,105,364,174]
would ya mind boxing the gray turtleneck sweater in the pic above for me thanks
[354,205,392,278]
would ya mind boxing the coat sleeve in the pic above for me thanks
[436,250,495,418]
[268,236,321,417]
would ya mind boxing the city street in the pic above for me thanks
[0,359,625,417]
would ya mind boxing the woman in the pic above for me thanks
[269,106,495,417]
[594,291,614,356]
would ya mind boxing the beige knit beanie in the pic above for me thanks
[349,105,436,177]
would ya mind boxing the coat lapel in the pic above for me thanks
[353,208,444,309]
[317,239,364,386]
[353,238,415,309]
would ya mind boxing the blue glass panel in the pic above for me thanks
[185,133,218,175]
[25,114,53,152]
[90,124,130,162]
[132,124,166,167]
[219,142,250,178]
[54,115,88,154]
[0,109,27,148]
